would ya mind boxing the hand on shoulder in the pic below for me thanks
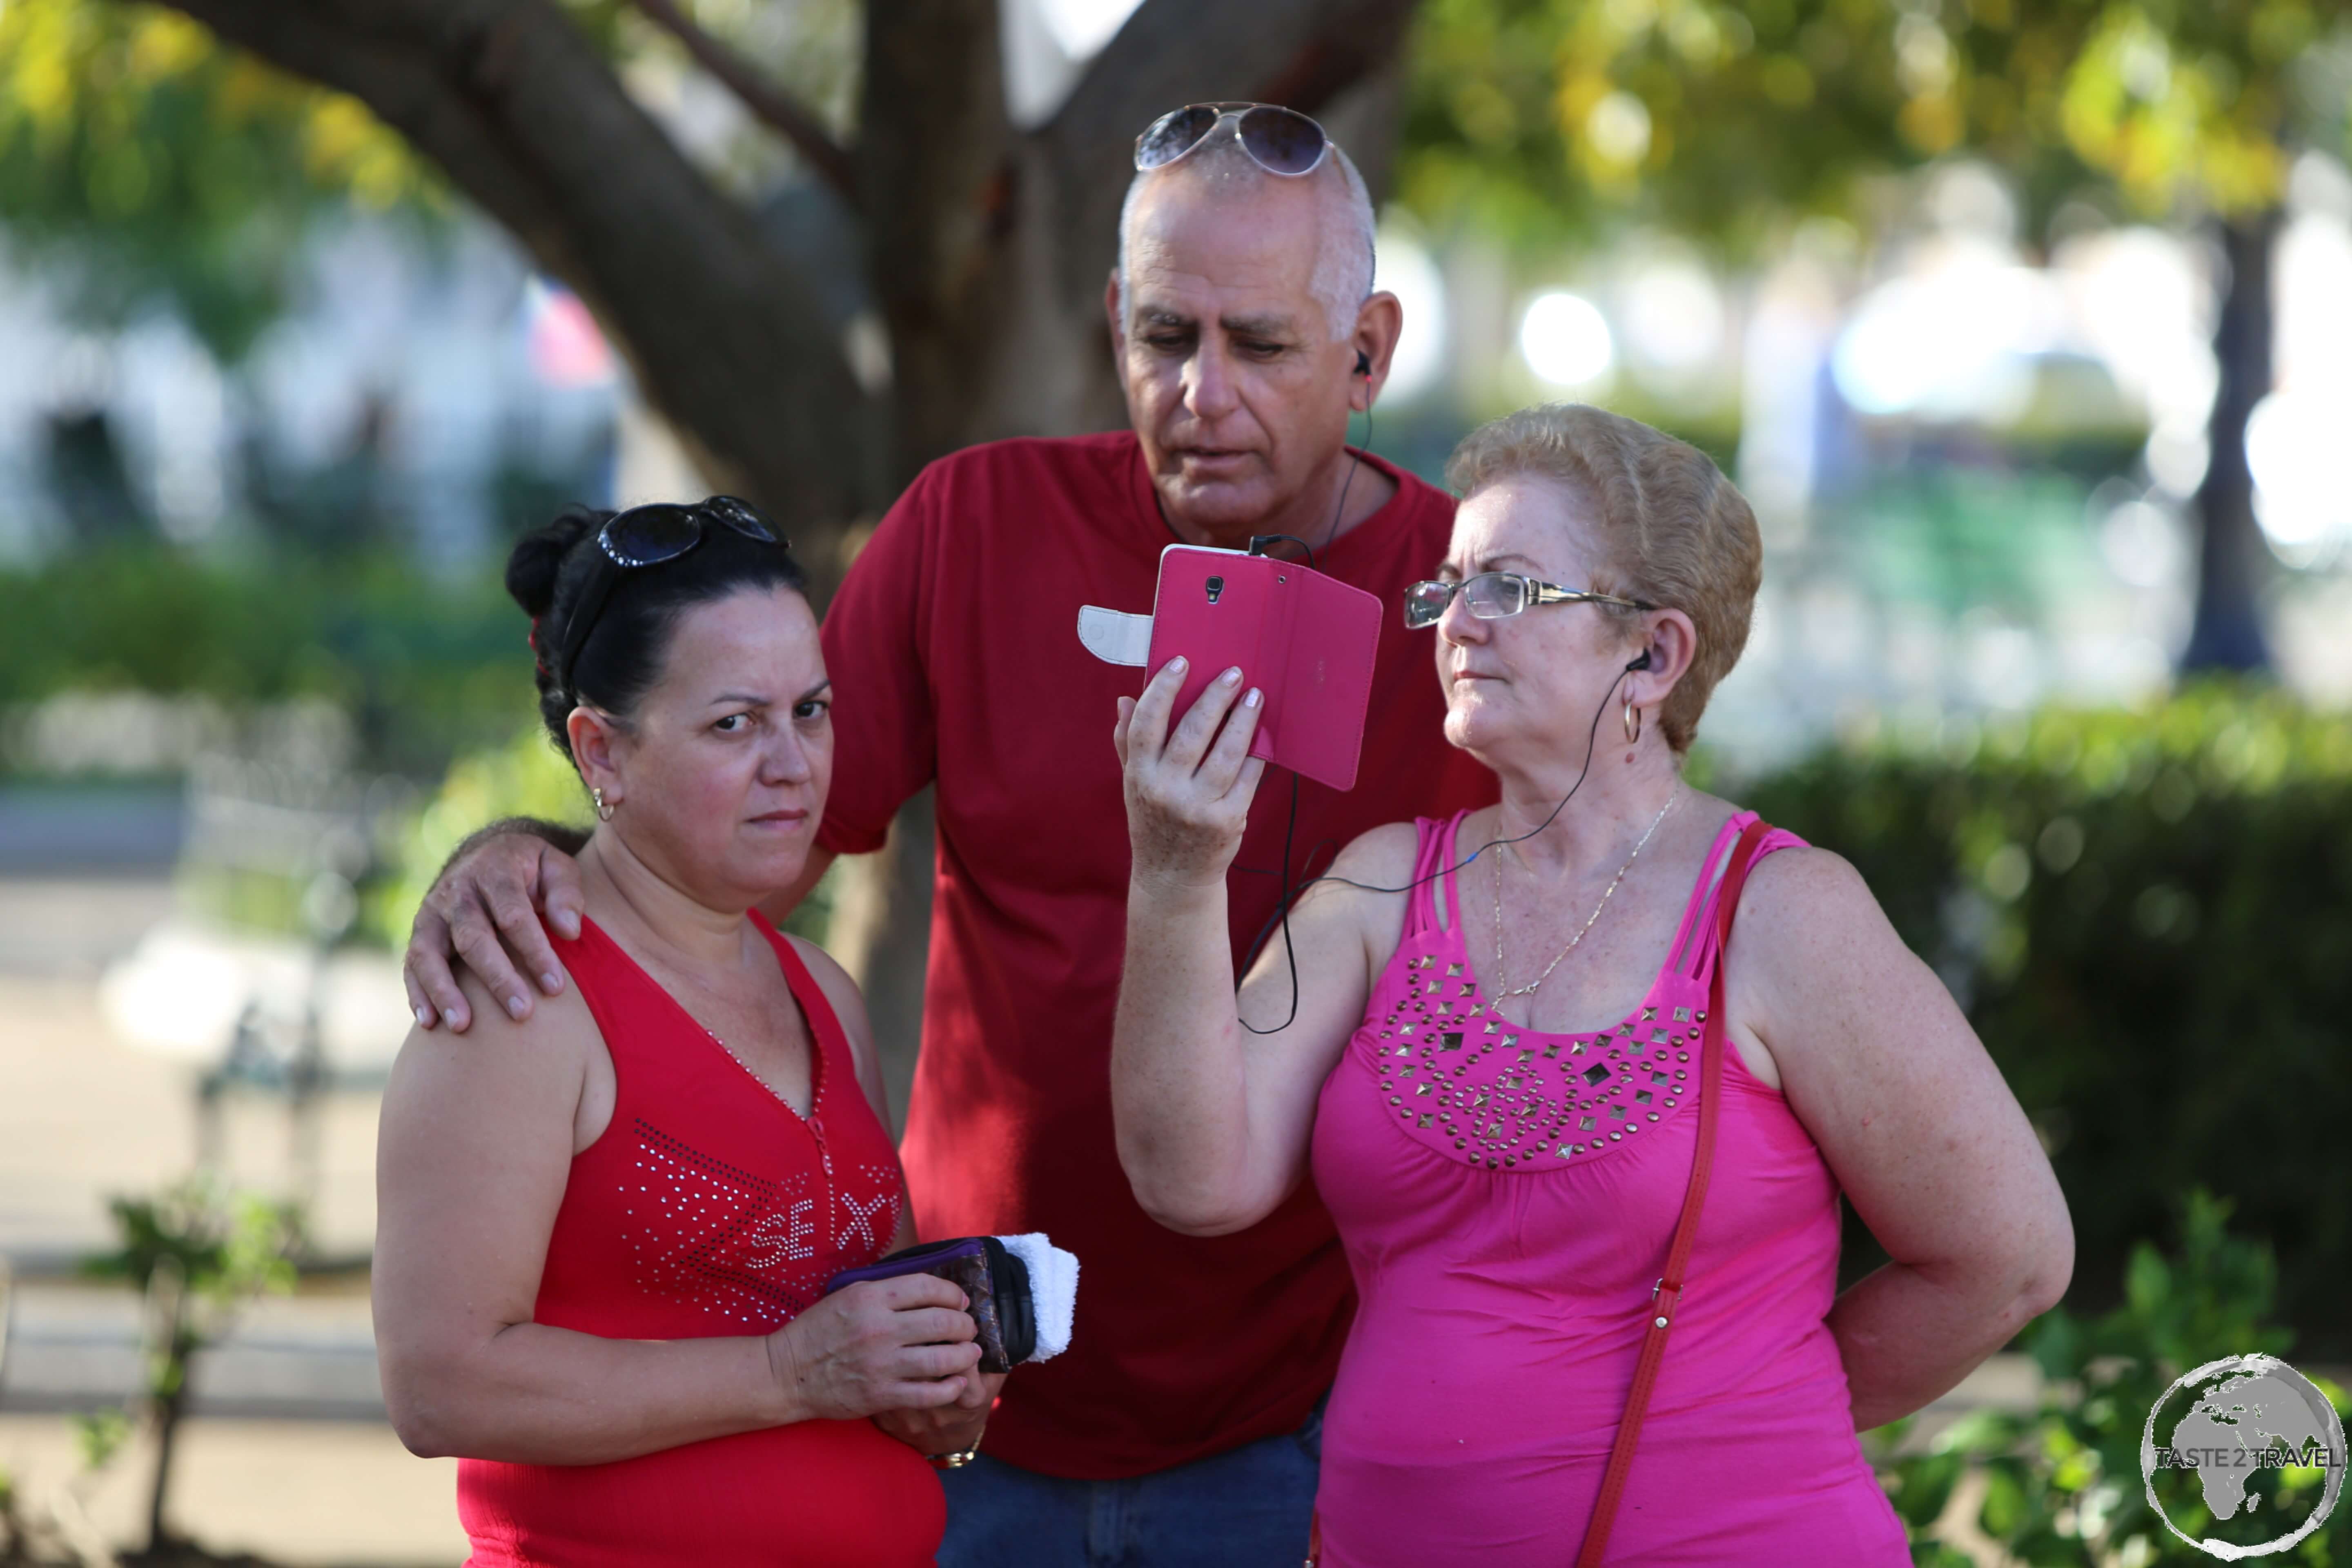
[404,823,588,1032]
[390,961,604,1154]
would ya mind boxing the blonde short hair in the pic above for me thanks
[1445,403,1762,753]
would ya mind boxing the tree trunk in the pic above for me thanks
[822,789,935,1134]
[146,1381,186,1553]
[2182,208,2281,673]
[141,1282,194,1556]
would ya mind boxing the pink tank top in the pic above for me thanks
[1307,811,1908,1566]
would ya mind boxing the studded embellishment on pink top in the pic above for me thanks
[1372,957,1703,1170]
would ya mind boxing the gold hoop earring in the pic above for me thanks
[592,786,615,822]
[1623,696,1642,746]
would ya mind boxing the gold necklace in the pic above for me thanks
[1489,785,1679,1004]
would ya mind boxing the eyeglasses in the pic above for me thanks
[1134,103,1332,178]
[1401,572,1654,631]
[557,496,786,699]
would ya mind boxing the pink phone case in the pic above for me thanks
[1145,547,1382,792]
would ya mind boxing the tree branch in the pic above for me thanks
[627,0,858,207]
[860,0,1015,480]
[158,0,872,577]
[1040,0,1419,314]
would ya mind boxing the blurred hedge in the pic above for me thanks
[366,725,838,951]
[363,723,589,948]
[1741,687,2352,1354]
[1880,1190,2350,1563]
[0,546,531,775]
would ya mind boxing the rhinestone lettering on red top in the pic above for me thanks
[837,1164,903,1252]
[624,1120,890,1324]
[1369,952,1698,1172]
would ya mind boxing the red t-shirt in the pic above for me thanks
[818,431,1492,1479]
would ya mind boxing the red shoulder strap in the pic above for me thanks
[751,913,856,1124]
[1572,817,1772,1568]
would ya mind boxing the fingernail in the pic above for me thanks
[506,995,528,1020]
[414,1006,434,1028]
[1169,656,1187,673]
[541,971,563,993]
[1244,687,1262,708]
[1220,666,1241,684]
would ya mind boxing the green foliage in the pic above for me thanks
[80,1177,302,1453]
[1878,1191,2349,1562]
[81,1177,301,1313]
[1400,0,2352,252]
[0,0,437,359]
[1743,686,2352,1352]
[0,546,536,776]
[77,1176,301,1556]
[367,723,841,950]
[71,1406,131,1473]
[365,724,593,947]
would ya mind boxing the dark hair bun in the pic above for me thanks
[506,507,600,621]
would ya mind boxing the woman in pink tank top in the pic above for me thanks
[374,501,1003,1564]
[1109,407,2073,1565]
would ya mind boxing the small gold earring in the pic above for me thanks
[592,786,615,822]
[1622,696,1642,746]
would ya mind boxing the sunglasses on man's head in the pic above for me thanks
[1401,572,1654,631]
[557,496,787,698]
[1134,103,1332,178]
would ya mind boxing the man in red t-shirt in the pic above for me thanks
[405,110,1488,1564]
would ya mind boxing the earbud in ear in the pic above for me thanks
[1354,349,1372,377]
[1626,649,1653,673]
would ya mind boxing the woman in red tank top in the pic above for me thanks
[374,500,998,1566]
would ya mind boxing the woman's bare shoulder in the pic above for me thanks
[1737,842,1877,930]
[782,933,875,1058]
[1326,817,1434,889]
[782,930,855,998]
[1726,840,1917,1018]
[781,933,892,1118]
[388,964,600,1111]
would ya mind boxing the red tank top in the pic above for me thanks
[457,913,942,1567]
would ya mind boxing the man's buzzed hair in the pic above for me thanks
[1115,130,1377,343]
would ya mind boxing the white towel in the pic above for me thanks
[996,1232,1078,1363]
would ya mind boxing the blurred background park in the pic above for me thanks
[0,0,2349,1561]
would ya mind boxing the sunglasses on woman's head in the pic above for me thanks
[1401,572,1654,631]
[597,495,781,566]
[557,496,787,699]
[1134,103,1332,178]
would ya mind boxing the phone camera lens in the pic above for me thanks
[1206,575,1224,604]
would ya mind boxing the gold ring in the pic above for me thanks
[927,1445,981,1469]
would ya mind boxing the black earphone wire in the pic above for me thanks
[1236,391,1371,1036]
[1236,378,1646,1033]
[1237,659,1643,1033]
[1320,402,1371,561]
[1246,533,1319,570]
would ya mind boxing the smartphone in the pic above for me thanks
[1144,546,1382,791]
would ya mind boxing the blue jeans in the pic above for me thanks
[937,1398,1324,1568]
